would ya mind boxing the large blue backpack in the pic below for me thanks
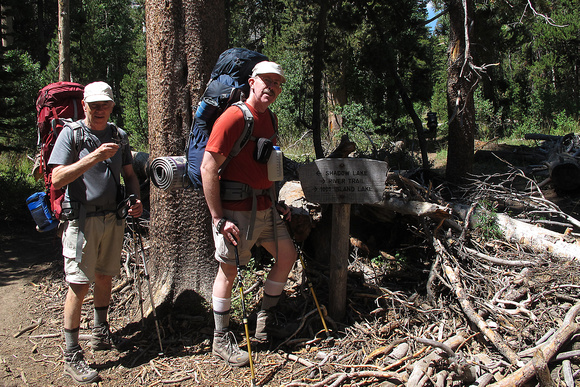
[185,48,268,189]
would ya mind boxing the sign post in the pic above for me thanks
[299,158,388,320]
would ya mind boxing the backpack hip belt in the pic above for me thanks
[220,181,269,201]
[61,201,116,220]
[220,181,278,242]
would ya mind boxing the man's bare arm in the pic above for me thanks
[51,143,120,189]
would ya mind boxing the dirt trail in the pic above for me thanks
[0,224,67,386]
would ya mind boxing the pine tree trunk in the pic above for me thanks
[145,0,226,313]
[445,0,477,182]
[312,0,328,159]
[58,0,70,81]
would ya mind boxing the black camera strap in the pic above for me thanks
[78,122,126,197]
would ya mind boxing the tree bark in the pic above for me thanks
[312,0,327,159]
[445,0,477,182]
[145,0,226,312]
[57,0,70,81]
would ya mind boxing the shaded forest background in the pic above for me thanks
[1,0,579,162]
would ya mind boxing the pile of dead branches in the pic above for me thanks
[24,162,580,386]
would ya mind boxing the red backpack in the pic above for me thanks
[35,82,85,220]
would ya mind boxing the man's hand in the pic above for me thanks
[128,198,143,218]
[93,142,120,162]
[276,202,292,222]
[217,218,240,246]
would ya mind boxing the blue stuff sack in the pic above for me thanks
[26,191,58,232]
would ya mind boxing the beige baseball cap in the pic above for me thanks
[251,61,286,83]
[84,81,114,103]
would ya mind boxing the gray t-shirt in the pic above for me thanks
[48,121,132,209]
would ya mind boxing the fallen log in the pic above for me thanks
[452,203,580,261]
[279,179,452,241]
[524,132,580,191]
[548,153,580,192]
[373,197,451,220]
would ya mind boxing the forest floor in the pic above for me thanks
[2,138,580,386]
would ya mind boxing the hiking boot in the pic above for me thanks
[255,309,300,341]
[254,309,272,342]
[63,346,99,384]
[212,329,250,367]
[89,322,114,351]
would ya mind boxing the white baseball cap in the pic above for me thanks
[251,61,286,83]
[84,81,114,103]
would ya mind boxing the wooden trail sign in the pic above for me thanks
[299,158,388,204]
[299,158,388,320]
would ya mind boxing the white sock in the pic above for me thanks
[212,296,231,332]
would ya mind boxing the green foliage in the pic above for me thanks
[370,254,385,267]
[509,116,543,139]
[3,0,579,164]
[335,102,391,156]
[119,2,148,151]
[477,200,503,240]
[2,0,147,150]
[0,49,45,150]
[270,50,313,145]
[469,0,580,141]
[227,0,437,153]
[39,0,142,128]
[228,258,264,320]
[434,146,448,168]
[553,111,580,136]
[0,152,44,222]
[474,88,503,140]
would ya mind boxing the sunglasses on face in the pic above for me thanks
[257,75,283,89]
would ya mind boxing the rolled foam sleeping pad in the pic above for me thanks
[149,156,189,191]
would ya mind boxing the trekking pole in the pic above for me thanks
[132,214,164,355]
[295,244,330,337]
[233,241,258,387]
[130,216,145,327]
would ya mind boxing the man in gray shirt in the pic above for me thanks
[49,81,143,383]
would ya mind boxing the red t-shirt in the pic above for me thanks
[206,103,276,211]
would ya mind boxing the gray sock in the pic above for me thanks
[94,305,109,327]
[64,327,80,352]
[213,310,230,332]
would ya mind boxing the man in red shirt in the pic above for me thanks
[201,61,297,367]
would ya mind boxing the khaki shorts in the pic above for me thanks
[61,213,125,284]
[214,207,291,266]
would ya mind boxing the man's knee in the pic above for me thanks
[67,283,90,301]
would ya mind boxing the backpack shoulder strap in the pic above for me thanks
[231,101,254,156]
[267,109,278,141]
[64,120,84,159]
[218,102,254,175]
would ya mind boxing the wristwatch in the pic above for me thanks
[216,217,227,232]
